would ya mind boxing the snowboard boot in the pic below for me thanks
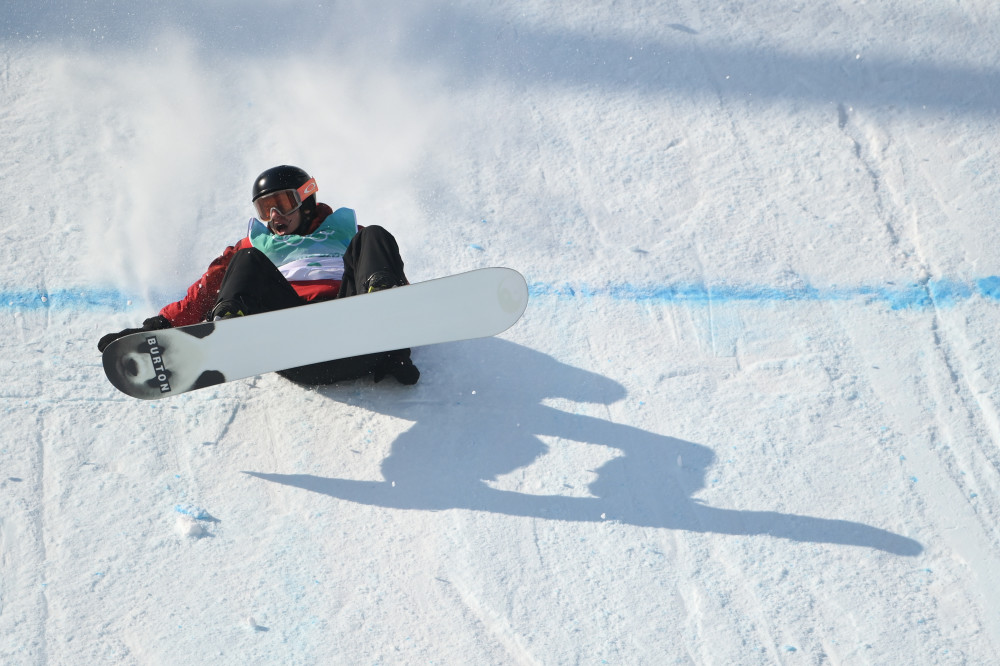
[373,350,420,385]
[364,270,403,293]
[209,297,249,321]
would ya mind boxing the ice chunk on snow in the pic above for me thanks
[175,515,205,538]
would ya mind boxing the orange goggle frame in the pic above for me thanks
[253,178,318,222]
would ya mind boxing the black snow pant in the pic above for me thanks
[213,225,412,385]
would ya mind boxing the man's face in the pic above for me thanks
[269,208,303,235]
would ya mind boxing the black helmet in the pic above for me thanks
[252,165,313,202]
[251,165,320,234]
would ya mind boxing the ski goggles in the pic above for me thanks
[253,178,318,222]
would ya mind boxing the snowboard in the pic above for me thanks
[102,267,528,400]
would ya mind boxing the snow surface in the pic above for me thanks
[3,0,1000,663]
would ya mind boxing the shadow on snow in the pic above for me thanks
[246,337,923,557]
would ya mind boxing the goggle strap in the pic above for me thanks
[297,178,318,201]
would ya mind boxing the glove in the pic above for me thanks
[373,350,420,385]
[97,315,172,353]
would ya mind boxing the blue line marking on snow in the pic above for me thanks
[529,277,1000,310]
[0,288,176,312]
[976,276,1000,300]
[1,288,133,311]
[2,278,1000,312]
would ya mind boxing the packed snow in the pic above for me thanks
[3,1,1000,663]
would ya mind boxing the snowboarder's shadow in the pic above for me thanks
[246,338,922,556]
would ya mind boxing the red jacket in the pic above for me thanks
[160,204,345,326]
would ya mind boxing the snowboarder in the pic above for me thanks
[97,165,419,386]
